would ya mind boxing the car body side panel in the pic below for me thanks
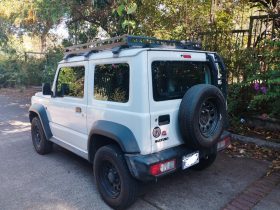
[88,120,140,153]
[87,51,152,155]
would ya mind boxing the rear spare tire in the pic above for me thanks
[179,84,226,149]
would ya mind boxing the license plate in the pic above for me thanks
[182,152,199,170]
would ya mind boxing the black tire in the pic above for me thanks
[31,117,52,155]
[94,145,138,210]
[191,153,217,171]
[179,84,226,149]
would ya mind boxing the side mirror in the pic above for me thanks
[61,83,70,96]
[42,83,53,95]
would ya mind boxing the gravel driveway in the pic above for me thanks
[0,91,274,210]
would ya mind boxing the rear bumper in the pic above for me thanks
[125,131,231,182]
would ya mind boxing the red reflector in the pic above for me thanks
[217,136,231,151]
[150,159,176,176]
[223,136,231,146]
[182,54,192,59]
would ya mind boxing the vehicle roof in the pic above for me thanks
[59,47,215,64]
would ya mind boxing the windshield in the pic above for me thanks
[152,61,210,101]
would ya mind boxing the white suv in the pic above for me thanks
[29,35,231,209]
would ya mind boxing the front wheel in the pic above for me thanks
[94,145,138,209]
[31,117,52,155]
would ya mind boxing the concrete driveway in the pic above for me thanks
[0,92,277,210]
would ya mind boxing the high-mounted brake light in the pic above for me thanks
[150,159,176,176]
[181,54,192,59]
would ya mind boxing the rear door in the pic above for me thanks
[147,50,211,153]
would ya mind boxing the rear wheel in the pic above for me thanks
[31,117,52,155]
[94,145,138,209]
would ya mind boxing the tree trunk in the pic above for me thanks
[210,0,216,24]
[41,34,47,53]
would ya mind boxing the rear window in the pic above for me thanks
[152,61,210,101]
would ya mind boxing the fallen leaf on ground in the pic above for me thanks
[224,140,280,175]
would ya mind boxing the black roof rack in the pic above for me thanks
[64,35,202,59]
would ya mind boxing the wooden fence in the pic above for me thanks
[197,14,280,51]
[194,14,280,83]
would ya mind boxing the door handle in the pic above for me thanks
[158,114,170,125]
[75,107,82,113]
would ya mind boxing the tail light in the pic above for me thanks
[150,159,176,176]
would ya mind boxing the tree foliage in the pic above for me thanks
[0,0,279,121]
[0,0,69,51]
[250,0,280,14]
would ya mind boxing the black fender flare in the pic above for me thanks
[29,103,53,140]
[88,120,140,158]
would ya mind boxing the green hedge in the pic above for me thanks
[0,47,63,87]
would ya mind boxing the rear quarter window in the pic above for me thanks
[94,63,129,103]
[152,61,210,101]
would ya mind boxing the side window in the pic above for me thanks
[56,66,85,98]
[94,63,129,103]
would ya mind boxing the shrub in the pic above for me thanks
[227,39,280,120]
[0,47,63,87]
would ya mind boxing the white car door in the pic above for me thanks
[47,61,88,153]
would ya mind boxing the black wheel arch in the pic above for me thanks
[88,120,140,163]
[29,103,53,140]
